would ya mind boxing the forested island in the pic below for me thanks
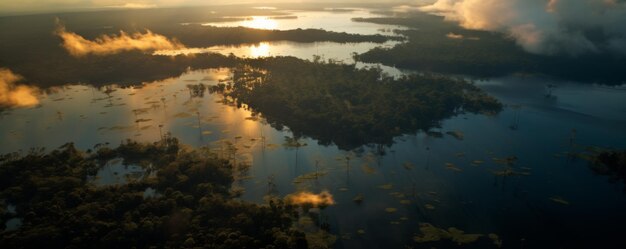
[353,15,626,84]
[2,3,626,249]
[1,14,397,88]
[170,26,397,48]
[210,57,502,149]
[0,137,334,248]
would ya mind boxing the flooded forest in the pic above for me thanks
[1,2,626,249]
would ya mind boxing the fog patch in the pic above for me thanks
[56,22,185,57]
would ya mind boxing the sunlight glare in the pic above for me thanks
[250,42,271,58]
[242,16,278,30]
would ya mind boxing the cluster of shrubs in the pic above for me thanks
[0,136,311,248]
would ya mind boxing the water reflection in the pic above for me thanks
[250,42,271,57]
[201,10,406,35]
[0,68,262,154]
[285,191,335,207]
[93,158,150,186]
[154,40,399,62]
[1,68,626,248]
[0,69,40,108]
[4,218,22,231]
[240,16,279,30]
[155,9,404,62]
[143,187,160,199]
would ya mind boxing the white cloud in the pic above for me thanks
[421,0,626,55]
[56,22,186,56]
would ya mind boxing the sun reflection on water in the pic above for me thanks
[241,16,279,30]
[153,42,273,58]
[250,42,271,57]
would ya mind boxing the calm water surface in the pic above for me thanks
[156,9,404,62]
[199,9,404,35]
[2,9,626,248]
[2,68,625,247]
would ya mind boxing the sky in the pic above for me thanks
[0,0,415,14]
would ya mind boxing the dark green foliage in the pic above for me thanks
[173,26,396,47]
[354,14,626,84]
[1,24,395,88]
[211,57,501,149]
[588,149,626,191]
[9,52,239,88]
[358,29,532,77]
[0,8,396,89]
[0,138,306,249]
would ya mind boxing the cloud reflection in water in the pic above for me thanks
[0,68,39,108]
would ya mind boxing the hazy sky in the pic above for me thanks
[0,0,416,14]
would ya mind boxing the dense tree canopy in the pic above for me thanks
[354,14,626,84]
[0,137,312,249]
[211,57,501,149]
[586,149,626,192]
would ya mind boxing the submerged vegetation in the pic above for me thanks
[412,223,492,247]
[585,149,626,192]
[0,137,324,248]
[2,4,625,249]
[210,57,501,149]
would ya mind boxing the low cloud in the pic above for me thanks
[105,3,157,9]
[285,191,335,207]
[421,0,626,56]
[0,69,40,108]
[56,23,185,57]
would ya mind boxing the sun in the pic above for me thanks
[241,16,278,30]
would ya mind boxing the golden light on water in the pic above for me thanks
[242,16,279,30]
[7,86,39,107]
[154,42,274,58]
[107,68,264,142]
[250,42,271,57]
[0,68,40,108]
[285,191,335,207]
